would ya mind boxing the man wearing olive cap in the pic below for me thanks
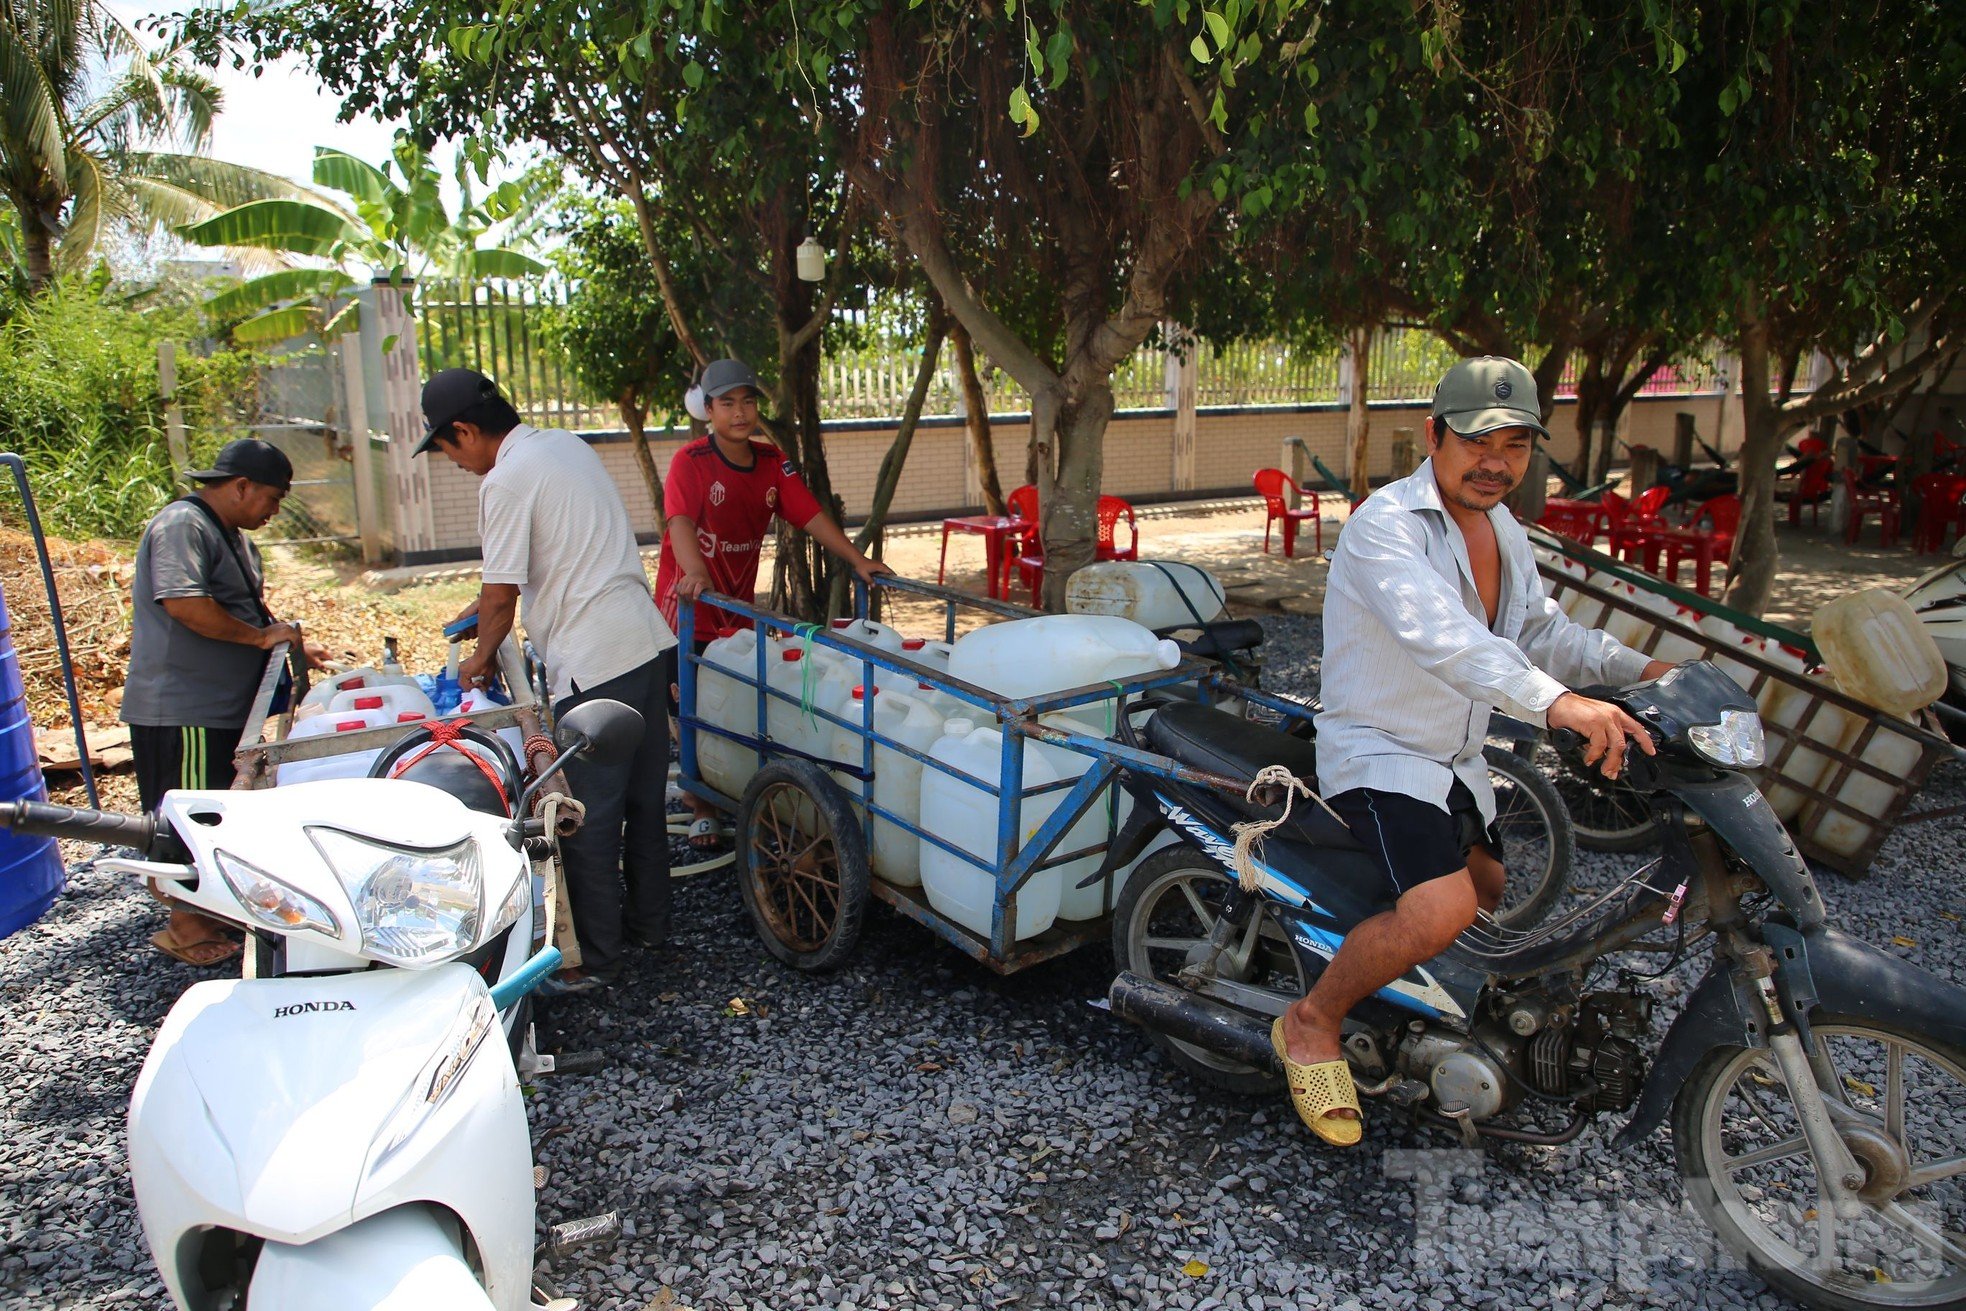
[1267,357,1674,1146]
[418,368,677,994]
[122,439,332,966]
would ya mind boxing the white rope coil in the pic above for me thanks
[1228,765,1345,893]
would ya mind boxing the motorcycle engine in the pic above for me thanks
[1397,1029,1520,1121]
[1526,993,1648,1114]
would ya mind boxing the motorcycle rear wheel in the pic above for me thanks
[1673,1014,1966,1310]
[1112,848,1308,1094]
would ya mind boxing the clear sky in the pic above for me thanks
[107,1,478,198]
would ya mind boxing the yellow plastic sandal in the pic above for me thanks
[1271,1018,1364,1147]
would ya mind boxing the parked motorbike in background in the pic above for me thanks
[1103,662,1966,1311]
[0,699,642,1310]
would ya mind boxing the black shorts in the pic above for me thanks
[1324,778,1504,898]
[130,723,245,812]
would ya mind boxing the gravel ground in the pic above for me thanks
[4,613,1963,1310]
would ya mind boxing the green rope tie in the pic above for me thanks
[792,622,824,728]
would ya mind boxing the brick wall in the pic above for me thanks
[401,391,1744,562]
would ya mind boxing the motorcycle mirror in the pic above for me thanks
[555,699,644,768]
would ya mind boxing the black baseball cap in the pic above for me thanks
[416,368,506,456]
[187,439,293,492]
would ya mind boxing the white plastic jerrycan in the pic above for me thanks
[1065,560,1226,630]
[275,709,390,785]
[1812,588,1948,717]
[764,647,856,760]
[696,629,778,798]
[1032,712,1135,921]
[329,683,437,723]
[949,615,1181,700]
[822,685,945,887]
[919,718,1065,941]
[299,666,422,713]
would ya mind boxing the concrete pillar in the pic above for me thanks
[338,336,384,564]
[1673,412,1696,468]
[359,279,435,556]
[1165,326,1198,493]
[1389,429,1417,482]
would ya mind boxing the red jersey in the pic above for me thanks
[654,437,823,636]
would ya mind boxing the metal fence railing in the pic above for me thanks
[409,278,1731,426]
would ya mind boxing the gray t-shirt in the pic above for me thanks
[120,498,271,728]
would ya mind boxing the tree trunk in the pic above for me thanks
[764,205,843,623]
[1036,381,1114,612]
[1722,306,1790,617]
[950,320,1005,514]
[1573,361,1609,483]
[619,388,666,533]
[834,306,950,616]
[1345,326,1373,498]
[20,219,54,293]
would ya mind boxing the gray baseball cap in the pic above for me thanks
[1431,356,1549,439]
[700,358,762,400]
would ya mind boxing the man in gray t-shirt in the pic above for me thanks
[121,439,327,966]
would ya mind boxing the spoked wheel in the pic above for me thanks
[1674,1016,1966,1309]
[1484,744,1575,930]
[1112,847,1309,1094]
[734,760,870,971]
[1525,738,1660,852]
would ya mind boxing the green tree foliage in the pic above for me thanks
[0,0,304,290]
[178,134,552,343]
[0,273,263,538]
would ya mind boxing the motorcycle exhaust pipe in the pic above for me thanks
[1108,971,1280,1072]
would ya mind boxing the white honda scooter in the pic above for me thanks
[0,698,642,1310]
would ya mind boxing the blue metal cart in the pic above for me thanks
[675,575,1273,973]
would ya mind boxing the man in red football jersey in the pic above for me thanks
[653,358,892,846]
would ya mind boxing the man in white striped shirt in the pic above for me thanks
[1271,357,1674,1146]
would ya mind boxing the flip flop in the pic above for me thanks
[1271,1018,1364,1147]
[151,927,241,968]
[686,816,726,851]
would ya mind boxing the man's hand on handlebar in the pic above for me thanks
[1547,691,1656,781]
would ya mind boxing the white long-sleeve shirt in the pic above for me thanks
[1315,459,1650,824]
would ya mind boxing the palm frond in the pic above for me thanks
[0,13,69,195]
[178,198,356,257]
[231,302,320,344]
[204,267,354,318]
[312,147,390,208]
[126,151,323,212]
[156,64,220,151]
[56,145,119,271]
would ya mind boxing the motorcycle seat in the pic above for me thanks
[1144,701,1365,852]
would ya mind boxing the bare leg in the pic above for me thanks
[1467,843,1505,914]
[1280,871,1480,1114]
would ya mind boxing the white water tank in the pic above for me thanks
[1813,589,1948,717]
[1066,560,1226,630]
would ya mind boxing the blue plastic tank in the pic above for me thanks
[0,576,65,938]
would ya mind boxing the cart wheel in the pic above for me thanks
[734,760,870,971]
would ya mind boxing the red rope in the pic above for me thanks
[389,718,512,813]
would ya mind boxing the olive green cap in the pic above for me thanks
[1431,356,1549,439]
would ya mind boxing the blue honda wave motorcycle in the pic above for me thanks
[1102,661,1966,1311]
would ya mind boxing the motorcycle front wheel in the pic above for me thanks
[1673,1015,1966,1309]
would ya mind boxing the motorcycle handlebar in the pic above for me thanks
[0,799,158,846]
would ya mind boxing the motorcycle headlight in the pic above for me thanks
[307,828,484,967]
[1687,709,1766,768]
[214,850,339,938]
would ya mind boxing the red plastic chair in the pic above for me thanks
[1252,468,1323,557]
[1536,501,1605,547]
[1842,467,1902,547]
[1095,495,1139,561]
[1662,494,1740,595]
[1001,484,1042,599]
[1600,488,1669,567]
[1911,472,1966,554]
